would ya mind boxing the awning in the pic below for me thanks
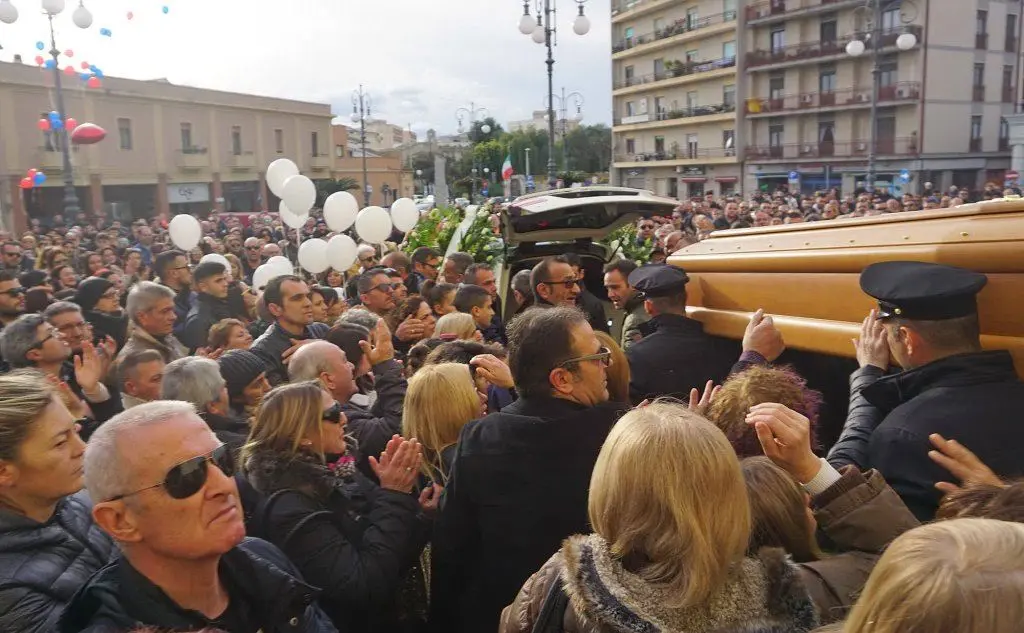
[715,176,739,183]
[681,177,707,183]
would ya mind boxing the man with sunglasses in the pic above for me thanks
[529,255,580,309]
[251,275,329,386]
[430,306,621,633]
[241,237,264,284]
[1,241,30,273]
[408,246,441,294]
[0,270,26,334]
[60,401,337,633]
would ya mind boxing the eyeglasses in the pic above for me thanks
[371,283,394,294]
[3,251,20,257]
[558,346,613,368]
[56,321,92,334]
[105,444,235,502]
[322,402,344,424]
[0,287,25,297]
[30,329,57,350]
[390,282,406,290]
[422,261,439,270]
[540,278,580,289]
[245,245,261,251]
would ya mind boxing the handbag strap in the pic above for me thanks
[531,576,570,633]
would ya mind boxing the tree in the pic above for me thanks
[315,178,359,207]
[562,124,612,174]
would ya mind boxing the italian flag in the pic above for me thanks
[501,154,514,181]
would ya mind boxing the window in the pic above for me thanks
[769,75,785,100]
[879,56,897,88]
[819,15,838,43]
[274,128,284,154]
[881,6,900,31]
[655,96,667,118]
[1007,16,1018,52]
[723,129,735,155]
[723,0,737,21]
[311,131,319,156]
[653,18,664,33]
[624,65,635,85]
[976,10,987,35]
[819,67,837,93]
[686,49,700,62]
[1004,65,1015,102]
[686,7,699,29]
[723,84,736,108]
[180,123,192,150]
[687,91,699,110]
[117,118,132,150]
[1000,118,1010,150]
[723,40,736,60]
[626,100,636,117]
[770,26,785,52]
[654,58,666,77]
[686,133,699,158]
[654,136,666,154]
[626,138,636,154]
[974,62,985,87]
[335,144,345,158]
[818,120,835,143]
[971,116,983,140]
[768,118,784,147]
[231,126,242,156]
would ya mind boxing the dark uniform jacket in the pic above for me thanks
[252,322,330,386]
[169,286,193,340]
[428,396,627,633]
[181,292,234,352]
[862,350,1024,520]
[58,537,337,633]
[625,313,741,404]
[0,492,114,633]
[575,289,609,334]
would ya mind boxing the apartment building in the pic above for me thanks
[609,0,1022,198]
[743,0,1020,194]
[363,119,416,152]
[610,0,743,198]
[0,60,341,233]
[331,125,414,204]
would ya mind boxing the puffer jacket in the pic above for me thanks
[499,468,919,632]
[0,491,114,633]
[827,365,887,470]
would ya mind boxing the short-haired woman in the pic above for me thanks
[0,371,113,633]
[434,312,482,342]
[242,381,436,632]
[207,318,253,352]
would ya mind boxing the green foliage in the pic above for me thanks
[457,203,504,265]
[600,224,654,264]
[403,206,464,254]
[557,171,590,187]
[315,178,359,208]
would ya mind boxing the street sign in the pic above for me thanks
[899,169,911,183]
[788,171,800,182]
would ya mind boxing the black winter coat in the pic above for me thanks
[181,292,235,352]
[862,350,1024,520]
[575,289,609,334]
[200,411,251,458]
[625,313,741,404]
[0,492,114,633]
[827,365,887,471]
[428,396,627,633]
[244,449,428,633]
[58,537,336,633]
[339,359,407,481]
[251,322,330,386]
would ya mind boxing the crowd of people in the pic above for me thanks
[0,200,1021,633]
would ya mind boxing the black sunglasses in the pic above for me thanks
[540,278,580,289]
[105,444,235,502]
[0,286,25,297]
[322,402,343,424]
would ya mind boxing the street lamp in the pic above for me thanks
[456,103,490,203]
[351,85,372,207]
[517,0,589,189]
[845,0,918,193]
[4,0,93,218]
[548,88,584,171]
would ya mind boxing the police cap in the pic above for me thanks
[859,261,987,320]
[627,263,690,298]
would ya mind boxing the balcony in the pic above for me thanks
[970,138,983,152]
[746,26,922,71]
[614,56,737,91]
[745,0,864,25]
[310,153,332,172]
[612,11,736,56]
[175,147,209,171]
[974,85,986,102]
[611,0,677,22]
[228,151,256,170]
[744,137,919,161]
[614,147,738,165]
[745,82,921,116]
[614,102,736,127]
[36,147,70,171]
[976,32,989,50]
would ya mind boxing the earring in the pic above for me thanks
[301,440,313,447]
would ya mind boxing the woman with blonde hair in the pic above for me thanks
[842,519,1024,633]
[242,381,436,632]
[435,312,482,342]
[402,363,486,486]
[0,370,114,633]
[501,401,919,632]
[594,331,629,403]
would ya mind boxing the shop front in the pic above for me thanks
[223,181,261,213]
[168,183,211,217]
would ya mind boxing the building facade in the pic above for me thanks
[363,118,416,152]
[331,125,414,206]
[609,0,1023,198]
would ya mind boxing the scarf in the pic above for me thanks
[244,444,360,500]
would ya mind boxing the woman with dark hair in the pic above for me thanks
[24,287,54,314]
[421,280,457,318]
[426,340,515,413]
[310,286,339,325]
[73,277,129,351]
[80,251,104,277]
[50,265,78,292]
[99,246,119,268]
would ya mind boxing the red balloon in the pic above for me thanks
[87,77,101,89]
[65,118,78,131]
[37,118,50,131]
[27,169,37,179]
[64,66,76,76]
[80,61,90,70]
[34,55,44,66]
[19,178,32,190]
[70,123,107,145]
[64,49,74,58]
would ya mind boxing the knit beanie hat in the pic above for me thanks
[73,276,114,312]
[217,349,267,400]
[19,269,48,289]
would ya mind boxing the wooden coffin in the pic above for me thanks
[669,200,1024,378]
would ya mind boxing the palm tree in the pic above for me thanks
[316,178,360,207]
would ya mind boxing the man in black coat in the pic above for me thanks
[181,261,234,352]
[564,253,610,334]
[251,275,329,386]
[153,249,193,341]
[59,401,337,633]
[625,264,785,404]
[429,306,625,633]
[852,261,1024,520]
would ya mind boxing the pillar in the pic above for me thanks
[212,173,225,213]
[8,176,27,235]
[1003,113,1024,180]
[89,174,104,217]
[156,173,170,218]
[258,171,268,211]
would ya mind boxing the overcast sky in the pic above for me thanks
[0,0,613,136]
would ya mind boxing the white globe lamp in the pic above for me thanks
[519,12,535,35]
[573,14,591,36]
[532,24,546,44]
[845,39,866,57]
[72,2,92,28]
[896,32,917,50]
[0,0,19,25]
[41,0,64,15]
[481,124,491,134]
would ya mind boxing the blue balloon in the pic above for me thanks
[162,6,169,14]
[100,27,111,37]
[93,68,103,78]
[80,73,90,81]
[51,119,63,130]
[88,64,97,72]
[44,59,56,69]
[35,41,44,51]
[33,172,46,185]
[48,111,59,119]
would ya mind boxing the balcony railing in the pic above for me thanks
[614,102,736,125]
[746,81,921,114]
[746,26,922,69]
[310,153,332,171]
[974,85,986,102]
[612,10,736,53]
[976,32,989,49]
[615,147,738,162]
[744,137,919,160]
[614,56,737,90]
[229,151,256,170]
[36,146,76,171]
[175,147,209,170]
[969,138,983,152]
[745,0,863,22]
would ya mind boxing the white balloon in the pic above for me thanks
[278,201,308,229]
[252,264,277,292]
[324,191,359,232]
[168,214,201,251]
[354,206,393,244]
[326,234,357,272]
[266,158,299,198]
[266,256,293,276]
[298,238,329,274]
[390,198,420,233]
[199,253,230,270]
[282,175,317,215]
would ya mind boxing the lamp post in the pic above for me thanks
[455,103,490,203]
[548,88,584,171]
[517,0,589,189]
[1,0,93,218]
[845,0,918,193]
[351,85,372,207]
